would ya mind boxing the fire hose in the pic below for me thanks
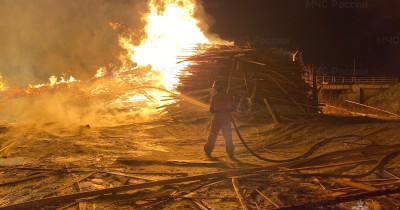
[230,109,400,177]
[231,114,400,178]
[230,114,363,163]
[120,80,400,177]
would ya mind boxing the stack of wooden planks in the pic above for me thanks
[163,45,318,118]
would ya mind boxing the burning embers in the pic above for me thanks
[0,74,78,99]
[29,75,77,89]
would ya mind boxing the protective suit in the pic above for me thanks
[204,82,234,158]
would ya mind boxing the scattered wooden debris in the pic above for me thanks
[329,178,379,192]
[188,198,213,210]
[56,201,78,210]
[105,171,156,181]
[312,177,327,191]
[232,178,249,210]
[43,172,97,198]
[0,165,282,209]
[0,171,52,187]
[117,158,229,168]
[1,144,400,209]
[263,97,280,123]
[256,189,280,208]
[276,185,400,210]
[0,142,14,155]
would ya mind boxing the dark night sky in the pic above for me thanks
[202,0,400,78]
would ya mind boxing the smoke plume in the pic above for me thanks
[0,0,148,88]
[0,0,219,127]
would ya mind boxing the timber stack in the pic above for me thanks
[164,45,318,118]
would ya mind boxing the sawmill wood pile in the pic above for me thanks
[1,141,400,209]
[164,45,317,117]
[1,114,400,209]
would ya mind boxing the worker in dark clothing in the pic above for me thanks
[204,80,234,158]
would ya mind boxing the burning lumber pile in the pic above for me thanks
[1,84,70,99]
[0,75,78,99]
[164,45,317,118]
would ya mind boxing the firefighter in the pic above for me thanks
[204,80,234,158]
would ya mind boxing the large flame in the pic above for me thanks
[92,0,213,113]
[124,0,210,90]
[1,0,212,120]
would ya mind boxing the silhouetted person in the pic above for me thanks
[204,80,234,158]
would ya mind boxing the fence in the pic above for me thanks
[316,76,398,85]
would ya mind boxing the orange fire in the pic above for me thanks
[120,0,210,90]
[2,0,213,116]
[0,73,7,91]
[96,0,214,112]
[95,67,107,79]
[0,74,78,99]
[29,75,78,89]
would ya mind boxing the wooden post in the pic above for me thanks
[311,67,319,113]
[227,60,234,94]
[264,97,280,123]
[267,74,305,113]
[241,70,249,96]
[250,83,257,111]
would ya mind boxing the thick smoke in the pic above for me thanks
[0,79,159,127]
[195,0,223,43]
[0,88,97,126]
[0,0,147,88]
[0,0,219,127]
[0,0,222,88]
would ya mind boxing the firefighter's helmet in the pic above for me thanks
[212,80,226,91]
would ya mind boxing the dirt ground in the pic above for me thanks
[0,108,400,209]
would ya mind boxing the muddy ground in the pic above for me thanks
[0,109,400,209]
